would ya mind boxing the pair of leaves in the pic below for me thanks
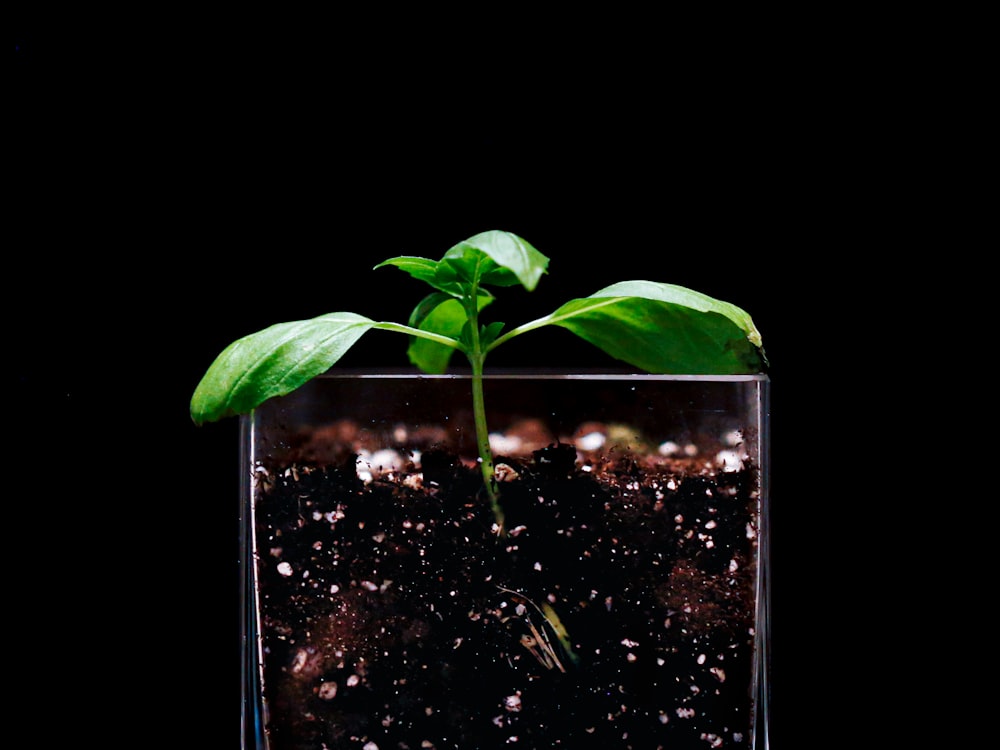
[190,230,766,425]
[377,229,548,294]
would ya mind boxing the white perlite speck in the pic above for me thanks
[715,449,744,471]
[658,440,680,456]
[317,681,337,700]
[577,431,606,451]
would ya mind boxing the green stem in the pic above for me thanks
[471,357,504,534]
[463,290,504,535]
[484,298,624,354]
[372,321,462,348]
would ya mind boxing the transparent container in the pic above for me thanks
[241,372,770,749]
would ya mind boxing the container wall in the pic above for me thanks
[241,373,770,749]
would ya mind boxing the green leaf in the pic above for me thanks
[190,312,375,424]
[547,281,766,374]
[479,320,505,349]
[373,256,438,283]
[405,293,494,374]
[407,291,457,330]
[405,296,468,374]
[375,256,466,296]
[442,230,549,290]
[592,281,763,347]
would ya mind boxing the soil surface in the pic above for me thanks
[251,422,762,749]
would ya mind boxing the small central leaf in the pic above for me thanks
[442,230,549,290]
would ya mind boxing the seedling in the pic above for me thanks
[190,229,767,533]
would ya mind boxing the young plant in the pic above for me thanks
[190,229,767,533]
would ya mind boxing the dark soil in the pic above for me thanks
[252,431,761,749]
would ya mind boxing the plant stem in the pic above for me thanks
[463,290,504,535]
[471,360,504,534]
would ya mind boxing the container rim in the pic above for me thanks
[312,368,769,382]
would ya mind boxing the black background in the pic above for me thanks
[12,20,857,748]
